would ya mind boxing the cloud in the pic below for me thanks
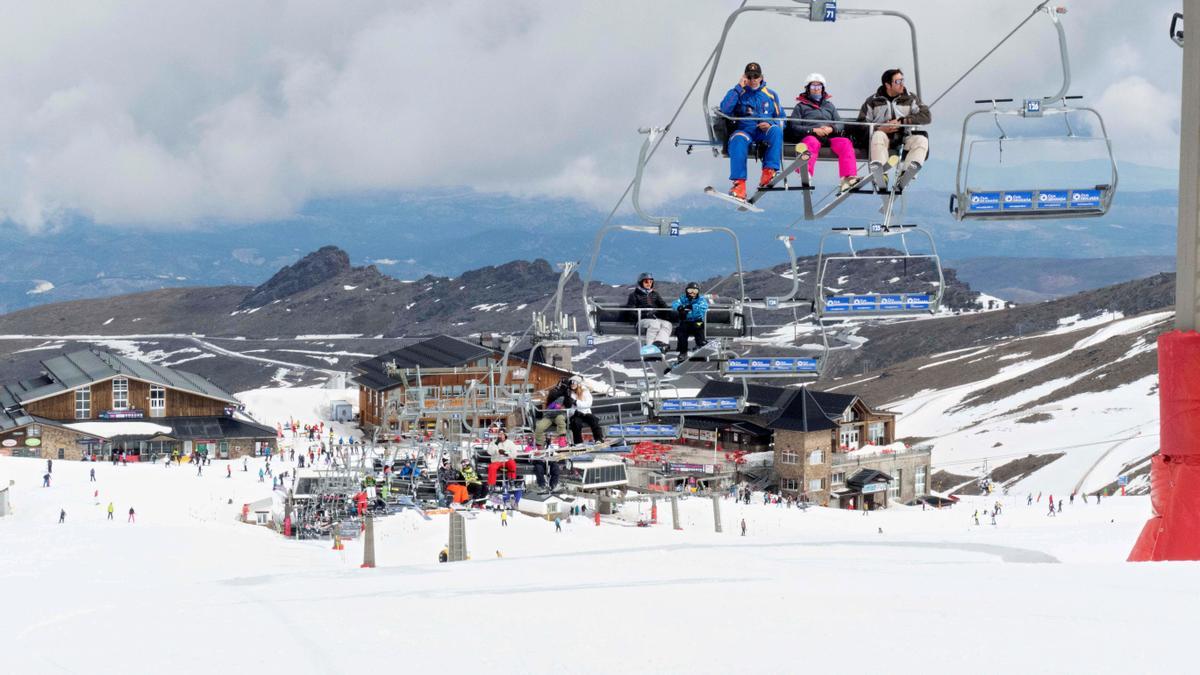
[0,0,1185,232]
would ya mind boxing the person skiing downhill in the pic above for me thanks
[741,518,747,536]
[128,507,135,523]
[107,502,114,520]
[59,509,66,524]
[89,467,96,482]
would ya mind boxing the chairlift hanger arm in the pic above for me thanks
[631,128,680,231]
[599,1,748,231]
[701,4,922,145]
[930,2,1072,109]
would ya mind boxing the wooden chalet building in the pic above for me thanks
[0,349,276,461]
[352,334,571,434]
[680,381,928,507]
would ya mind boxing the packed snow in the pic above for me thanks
[26,280,55,295]
[0,452,1190,675]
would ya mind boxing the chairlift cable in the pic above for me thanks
[600,0,749,228]
[927,1,1051,109]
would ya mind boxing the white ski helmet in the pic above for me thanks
[805,73,827,87]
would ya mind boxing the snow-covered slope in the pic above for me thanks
[2,451,1194,675]
[851,310,1172,496]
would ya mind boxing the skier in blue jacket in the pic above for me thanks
[671,282,709,361]
[719,61,783,201]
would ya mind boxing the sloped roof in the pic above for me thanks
[352,335,502,390]
[10,349,236,405]
[57,416,276,441]
[847,468,893,487]
[0,386,35,432]
[695,381,849,432]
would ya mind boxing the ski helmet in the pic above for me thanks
[685,281,700,292]
[637,272,654,285]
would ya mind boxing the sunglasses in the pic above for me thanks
[891,78,905,85]
[746,73,763,79]
[809,83,824,88]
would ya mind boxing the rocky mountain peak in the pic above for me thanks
[239,245,352,309]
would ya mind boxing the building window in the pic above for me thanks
[915,465,927,495]
[808,450,823,465]
[75,387,91,419]
[149,386,165,417]
[839,425,860,450]
[28,424,41,437]
[868,421,886,445]
[889,469,902,500]
[783,478,798,491]
[832,471,846,486]
[112,378,129,410]
[808,478,825,493]
[780,449,798,464]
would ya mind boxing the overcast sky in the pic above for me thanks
[0,0,1184,232]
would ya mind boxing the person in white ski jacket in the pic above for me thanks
[568,377,604,445]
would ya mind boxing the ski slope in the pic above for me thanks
[1,452,1194,675]
[885,312,1168,494]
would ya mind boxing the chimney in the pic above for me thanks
[540,342,574,371]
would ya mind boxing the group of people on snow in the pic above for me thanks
[719,62,930,201]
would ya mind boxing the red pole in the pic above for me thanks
[1129,331,1200,561]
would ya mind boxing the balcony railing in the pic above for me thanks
[832,444,932,468]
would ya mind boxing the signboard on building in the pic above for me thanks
[24,438,42,447]
[100,409,145,420]
[1,439,15,447]
[667,462,710,473]
[861,482,888,494]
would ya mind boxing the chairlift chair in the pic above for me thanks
[949,98,1117,220]
[672,1,926,217]
[813,223,944,321]
[949,4,1118,220]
